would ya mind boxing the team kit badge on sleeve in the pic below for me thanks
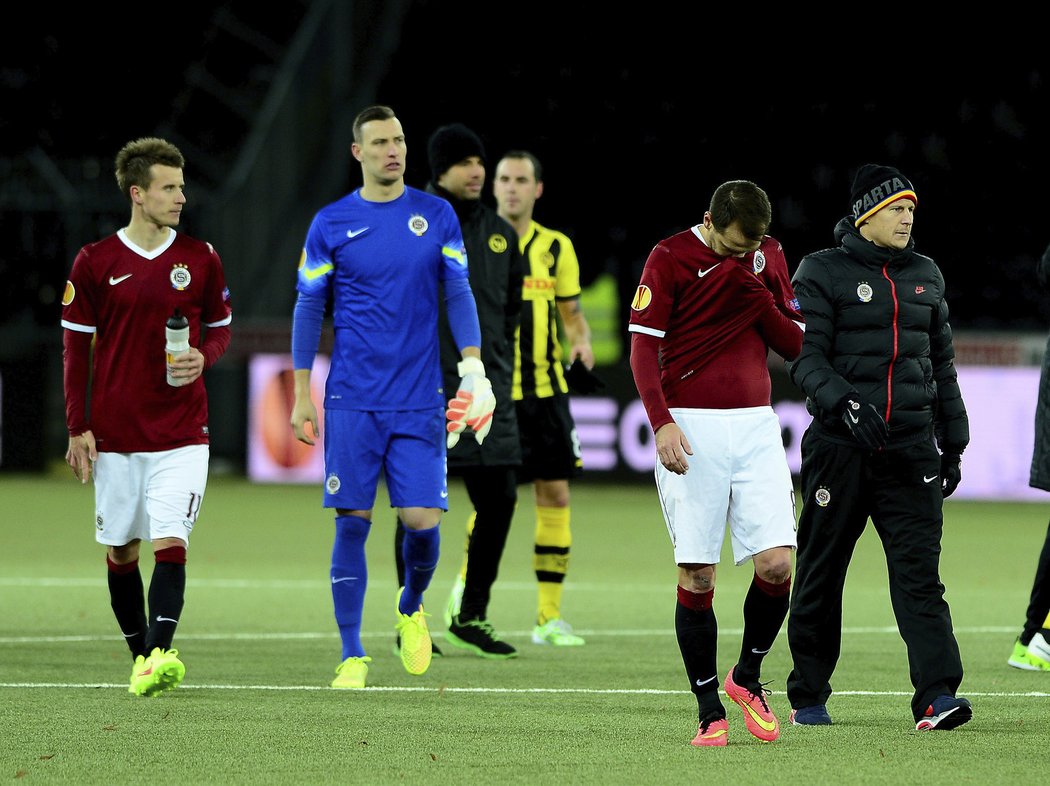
[631,285,652,311]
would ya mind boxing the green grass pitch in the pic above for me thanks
[2,469,1048,784]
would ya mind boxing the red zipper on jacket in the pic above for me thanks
[882,264,897,423]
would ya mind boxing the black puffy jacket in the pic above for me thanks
[787,217,969,454]
[431,183,525,468]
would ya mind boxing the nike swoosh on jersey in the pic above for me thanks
[924,474,938,483]
[109,274,133,285]
[346,227,370,239]
[697,264,720,278]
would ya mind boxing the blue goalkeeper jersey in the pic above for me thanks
[297,186,469,411]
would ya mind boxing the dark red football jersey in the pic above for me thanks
[62,229,232,452]
[629,226,802,412]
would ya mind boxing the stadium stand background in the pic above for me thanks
[3,2,1047,472]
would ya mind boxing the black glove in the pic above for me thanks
[941,453,962,497]
[564,358,606,394]
[840,398,888,450]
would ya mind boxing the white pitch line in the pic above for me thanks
[0,626,1018,645]
[0,578,666,591]
[0,682,1047,698]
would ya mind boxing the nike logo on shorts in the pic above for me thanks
[924,474,938,483]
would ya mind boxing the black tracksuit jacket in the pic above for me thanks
[784,216,969,721]
[431,184,524,469]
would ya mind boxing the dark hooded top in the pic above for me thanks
[787,216,969,455]
[430,182,525,468]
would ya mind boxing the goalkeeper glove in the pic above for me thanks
[840,397,888,450]
[940,453,962,497]
[446,356,496,448]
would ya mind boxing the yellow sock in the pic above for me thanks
[534,506,571,625]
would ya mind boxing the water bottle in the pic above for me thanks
[165,309,190,387]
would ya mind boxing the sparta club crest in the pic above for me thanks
[408,214,429,236]
[170,263,192,290]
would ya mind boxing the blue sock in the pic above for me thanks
[399,525,439,615]
[331,515,370,659]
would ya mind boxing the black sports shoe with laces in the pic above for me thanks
[445,617,518,659]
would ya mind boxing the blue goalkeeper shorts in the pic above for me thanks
[321,408,448,511]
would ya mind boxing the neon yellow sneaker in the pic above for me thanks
[331,656,371,689]
[393,635,443,658]
[1008,635,1050,671]
[127,655,147,695]
[395,589,432,676]
[130,647,185,697]
[532,617,585,646]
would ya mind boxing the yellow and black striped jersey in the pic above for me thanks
[513,220,582,400]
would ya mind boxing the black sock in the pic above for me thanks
[394,519,407,588]
[736,573,790,686]
[107,556,147,659]
[144,547,186,652]
[676,587,724,721]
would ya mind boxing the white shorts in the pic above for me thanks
[93,445,209,547]
[655,407,796,566]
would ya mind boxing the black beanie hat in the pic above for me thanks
[427,123,486,182]
[850,164,918,226]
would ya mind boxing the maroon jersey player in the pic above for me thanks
[631,231,801,415]
[628,180,803,747]
[62,233,230,451]
[61,137,231,697]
